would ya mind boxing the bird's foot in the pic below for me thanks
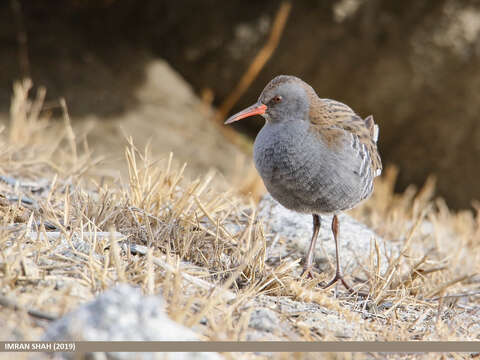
[300,267,316,279]
[323,272,354,294]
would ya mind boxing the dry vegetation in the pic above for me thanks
[0,80,479,359]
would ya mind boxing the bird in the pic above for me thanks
[224,75,382,292]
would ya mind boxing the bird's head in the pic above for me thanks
[224,75,311,125]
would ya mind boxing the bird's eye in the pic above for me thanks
[271,95,283,104]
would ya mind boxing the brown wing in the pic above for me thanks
[308,96,382,177]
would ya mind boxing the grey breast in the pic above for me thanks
[253,120,373,214]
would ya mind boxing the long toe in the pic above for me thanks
[301,267,315,279]
[323,273,354,294]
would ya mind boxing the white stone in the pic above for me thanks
[258,193,394,275]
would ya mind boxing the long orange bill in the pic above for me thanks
[224,102,268,124]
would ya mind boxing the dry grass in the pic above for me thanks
[0,80,479,359]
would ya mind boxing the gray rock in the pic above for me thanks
[258,193,394,274]
[43,284,222,360]
[248,308,279,333]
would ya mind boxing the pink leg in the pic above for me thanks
[323,215,354,293]
[301,214,320,278]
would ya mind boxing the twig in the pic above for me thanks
[435,289,445,326]
[60,98,77,164]
[216,1,292,120]
[128,243,235,301]
[0,295,56,321]
[6,194,36,206]
[373,208,429,304]
[266,233,280,259]
[426,274,475,298]
[0,175,20,187]
[0,175,49,193]
[428,289,480,302]
[25,231,125,242]
[110,230,126,282]
[214,1,292,147]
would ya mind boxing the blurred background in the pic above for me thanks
[1,0,479,209]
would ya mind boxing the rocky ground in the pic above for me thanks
[0,64,479,360]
